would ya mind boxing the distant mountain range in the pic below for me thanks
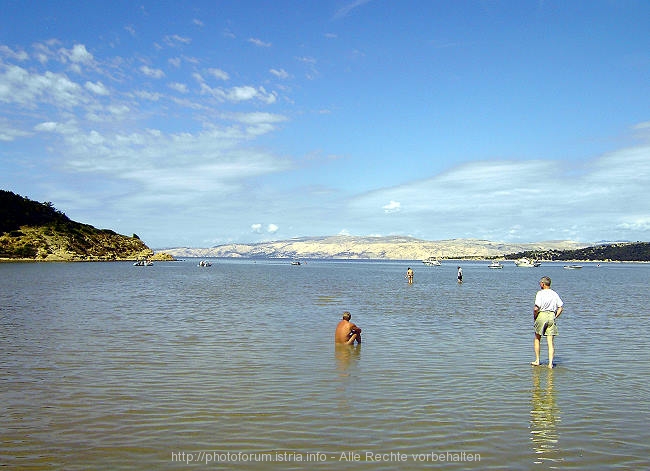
[163,236,595,260]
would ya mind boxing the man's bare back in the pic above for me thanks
[335,311,362,345]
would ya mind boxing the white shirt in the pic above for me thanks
[535,288,563,312]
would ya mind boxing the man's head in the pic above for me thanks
[342,311,351,321]
[540,276,552,288]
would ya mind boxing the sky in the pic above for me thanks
[1,0,649,248]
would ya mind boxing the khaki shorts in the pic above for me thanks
[534,311,558,336]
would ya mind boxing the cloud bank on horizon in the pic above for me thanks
[1,1,648,248]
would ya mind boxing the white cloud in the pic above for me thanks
[248,38,271,48]
[199,83,277,104]
[229,86,259,101]
[65,44,94,64]
[0,65,86,107]
[618,217,650,232]
[58,44,95,74]
[251,223,263,233]
[107,104,130,116]
[0,45,29,61]
[140,65,165,78]
[382,200,401,213]
[267,224,279,233]
[333,0,374,19]
[34,121,63,132]
[168,82,188,93]
[296,56,316,65]
[231,112,287,125]
[164,35,191,46]
[85,81,109,95]
[270,68,289,79]
[208,68,230,81]
[133,90,161,101]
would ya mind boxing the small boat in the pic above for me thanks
[422,257,441,266]
[488,261,503,269]
[198,260,212,267]
[514,258,541,267]
[563,265,583,269]
[133,259,153,266]
[291,260,301,265]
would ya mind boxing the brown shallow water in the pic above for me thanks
[1,260,648,469]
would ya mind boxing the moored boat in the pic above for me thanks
[563,265,583,269]
[488,260,503,269]
[514,258,541,267]
[422,257,441,266]
[133,259,153,266]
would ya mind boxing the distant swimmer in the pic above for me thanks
[457,266,463,283]
[406,267,414,284]
[532,276,564,368]
[335,311,362,345]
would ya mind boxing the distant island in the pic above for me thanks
[0,190,170,262]
[162,236,649,262]
[505,242,650,262]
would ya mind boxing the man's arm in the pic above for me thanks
[533,305,540,320]
[555,306,563,318]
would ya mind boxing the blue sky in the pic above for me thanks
[1,0,649,248]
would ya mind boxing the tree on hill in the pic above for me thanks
[0,190,70,233]
[505,242,650,262]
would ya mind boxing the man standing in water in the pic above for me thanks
[457,266,463,283]
[532,276,563,368]
[335,311,362,345]
[406,267,414,284]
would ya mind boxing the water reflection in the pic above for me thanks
[335,344,361,377]
[530,367,563,465]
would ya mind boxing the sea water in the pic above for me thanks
[1,259,648,469]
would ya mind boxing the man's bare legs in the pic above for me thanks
[532,333,541,366]
[547,335,555,368]
[532,333,555,368]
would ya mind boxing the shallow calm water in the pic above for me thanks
[1,259,648,469]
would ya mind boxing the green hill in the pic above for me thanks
[0,190,154,261]
[504,242,650,262]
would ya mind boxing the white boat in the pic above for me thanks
[198,260,212,267]
[488,261,503,269]
[133,259,153,266]
[422,257,441,266]
[563,265,583,269]
[291,260,301,265]
[514,258,541,267]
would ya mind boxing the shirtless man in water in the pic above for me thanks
[406,267,414,284]
[335,311,362,345]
